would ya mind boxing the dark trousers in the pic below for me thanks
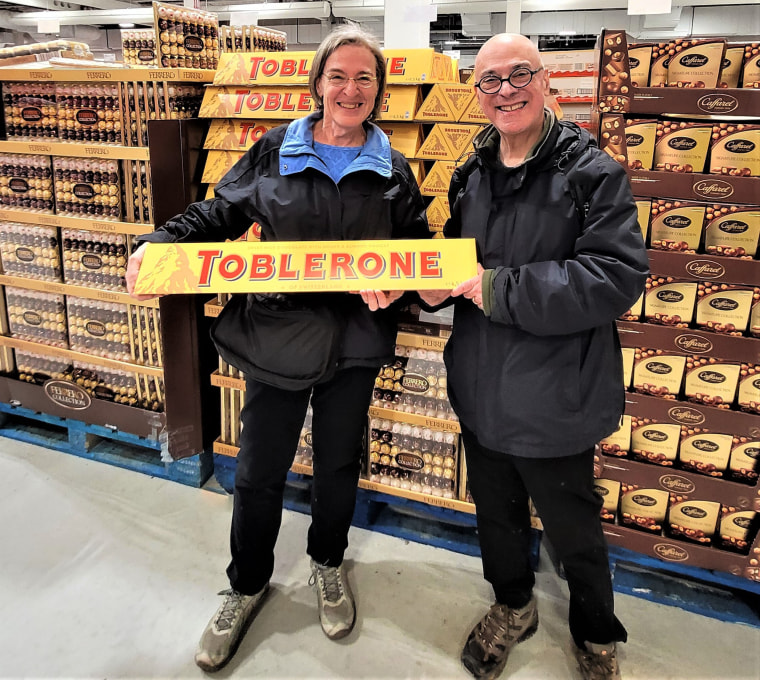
[226,366,379,595]
[462,427,627,649]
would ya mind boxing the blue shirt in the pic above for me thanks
[312,141,364,184]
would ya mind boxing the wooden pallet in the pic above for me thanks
[0,402,212,488]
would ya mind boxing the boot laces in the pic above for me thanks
[579,647,617,679]
[214,589,246,632]
[475,605,517,656]
[309,565,344,603]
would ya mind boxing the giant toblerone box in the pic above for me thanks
[204,119,283,150]
[415,84,475,122]
[377,123,424,158]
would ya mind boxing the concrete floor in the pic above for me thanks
[1,438,758,680]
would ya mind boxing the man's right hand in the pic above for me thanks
[125,242,162,301]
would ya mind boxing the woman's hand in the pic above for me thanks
[358,290,404,311]
[125,243,162,301]
[451,263,485,310]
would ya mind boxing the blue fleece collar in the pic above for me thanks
[279,112,393,180]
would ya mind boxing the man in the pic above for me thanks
[420,34,649,680]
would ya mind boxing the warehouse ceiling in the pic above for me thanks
[0,0,757,36]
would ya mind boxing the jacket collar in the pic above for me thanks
[471,109,590,172]
[279,112,393,179]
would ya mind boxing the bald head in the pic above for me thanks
[475,34,542,76]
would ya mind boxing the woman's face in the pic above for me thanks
[316,44,379,133]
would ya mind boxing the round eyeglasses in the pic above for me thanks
[322,74,378,89]
[474,66,544,94]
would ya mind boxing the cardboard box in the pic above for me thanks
[426,196,450,233]
[667,498,721,544]
[598,30,632,113]
[679,431,735,477]
[213,51,313,86]
[600,414,632,458]
[415,83,474,122]
[666,39,726,88]
[620,484,670,533]
[709,124,760,177]
[594,478,622,523]
[419,161,455,197]
[5,286,68,349]
[383,49,454,85]
[654,121,713,173]
[649,200,706,253]
[719,45,746,88]
[378,86,423,121]
[742,43,760,88]
[627,43,654,87]
[203,119,282,150]
[0,152,54,214]
[644,276,698,328]
[53,156,122,222]
[695,283,755,336]
[632,349,687,402]
[199,86,314,119]
[625,118,657,171]
[377,123,423,158]
[0,221,61,282]
[417,124,479,161]
[703,205,760,259]
[201,150,246,184]
[629,415,682,467]
[2,82,58,140]
[737,363,760,414]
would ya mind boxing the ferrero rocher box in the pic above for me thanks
[703,206,760,258]
[654,122,712,173]
[719,45,746,88]
[666,39,726,88]
[203,119,282,150]
[627,43,654,87]
[709,125,760,177]
[624,119,657,170]
[679,432,734,478]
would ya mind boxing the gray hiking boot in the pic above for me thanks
[461,596,539,679]
[309,559,356,640]
[575,641,621,680]
[194,585,270,672]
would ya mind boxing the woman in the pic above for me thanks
[126,24,429,672]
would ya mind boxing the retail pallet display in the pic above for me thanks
[0,64,218,480]
[540,49,596,130]
[0,400,212,486]
[590,31,760,595]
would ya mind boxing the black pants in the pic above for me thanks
[226,366,379,595]
[462,427,627,649]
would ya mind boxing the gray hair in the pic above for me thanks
[309,22,386,122]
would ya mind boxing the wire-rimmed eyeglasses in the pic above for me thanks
[322,73,378,89]
[474,66,544,94]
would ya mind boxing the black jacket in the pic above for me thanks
[139,116,430,368]
[444,119,649,457]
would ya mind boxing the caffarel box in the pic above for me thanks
[703,205,760,259]
[627,43,654,87]
[649,199,705,253]
[654,121,712,173]
[719,44,746,88]
[632,349,687,402]
[625,118,657,170]
[644,275,698,327]
[709,124,760,177]
[666,39,726,88]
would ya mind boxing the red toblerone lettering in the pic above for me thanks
[388,57,406,75]
[198,249,222,286]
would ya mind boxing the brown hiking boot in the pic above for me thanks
[461,596,538,679]
[575,641,622,680]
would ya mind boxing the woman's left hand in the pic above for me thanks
[451,263,485,309]
[358,290,404,311]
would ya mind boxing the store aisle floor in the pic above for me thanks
[1,439,758,680]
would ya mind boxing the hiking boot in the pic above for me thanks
[309,559,356,640]
[461,596,538,680]
[194,585,270,672]
[575,641,621,680]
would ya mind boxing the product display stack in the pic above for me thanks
[591,30,760,589]
[0,26,218,483]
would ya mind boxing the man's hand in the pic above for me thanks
[451,263,485,310]
[358,290,404,311]
[125,242,162,301]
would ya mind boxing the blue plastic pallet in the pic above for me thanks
[607,545,760,629]
[0,402,212,488]
[213,454,542,569]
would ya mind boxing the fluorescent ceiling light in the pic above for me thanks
[118,23,135,28]
[558,30,577,35]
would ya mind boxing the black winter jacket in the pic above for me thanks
[444,119,649,457]
[138,116,430,368]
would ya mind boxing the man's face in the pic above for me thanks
[474,37,550,140]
